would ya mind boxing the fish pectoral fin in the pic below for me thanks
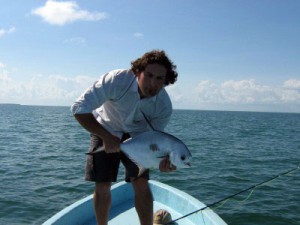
[156,154,168,159]
[86,146,105,155]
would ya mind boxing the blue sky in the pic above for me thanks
[0,0,299,112]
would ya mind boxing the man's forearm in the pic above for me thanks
[74,113,111,140]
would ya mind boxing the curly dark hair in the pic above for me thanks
[131,50,178,85]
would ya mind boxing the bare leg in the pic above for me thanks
[132,178,153,225]
[94,182,111,225]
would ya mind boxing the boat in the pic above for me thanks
[43,180,227,225]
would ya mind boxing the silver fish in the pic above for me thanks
[87,131,192,175]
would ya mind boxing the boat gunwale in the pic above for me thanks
[42,180,227,225]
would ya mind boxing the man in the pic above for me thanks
[71,50,178,225]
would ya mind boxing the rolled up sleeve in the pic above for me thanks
[71,74,109,115]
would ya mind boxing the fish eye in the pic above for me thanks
[181,156,186,161]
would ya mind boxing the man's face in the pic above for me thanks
[137,64,167,98]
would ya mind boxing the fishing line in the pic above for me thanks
[210,187,255,211]
[166,166,299,224]
[141,110,156,131]
[211,166,294,212]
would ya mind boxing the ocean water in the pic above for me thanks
[0,105,299,225]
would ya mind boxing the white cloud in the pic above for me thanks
[283,79,300,90]
[0,66,97,105]
[1,63,299,112]
[193,79,300,111]
[220,79,277,104]
[166,84,185,103]
[133,32,144,39]
[195,79,300,104]
[0,67,16,100]
[24,75,92,101]
[31,0,108,26]
[0,72,12,84]
[63,37,86,44]
[0,27,16,37]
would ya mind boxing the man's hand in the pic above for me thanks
[159,156,176,172]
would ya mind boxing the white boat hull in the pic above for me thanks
[43,180,227,225]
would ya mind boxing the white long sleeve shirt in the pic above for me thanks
[71,69,172,138]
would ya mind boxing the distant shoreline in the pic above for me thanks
[0,103,299,114]
[0,103,21,105]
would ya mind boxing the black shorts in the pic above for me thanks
[85,133,149,183]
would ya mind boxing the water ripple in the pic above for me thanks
[1,106,299,225]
